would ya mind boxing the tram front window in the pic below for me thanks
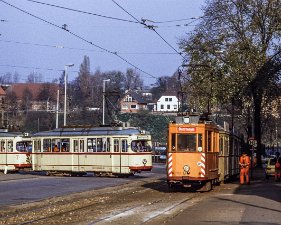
[131,140,151,152]
[177,134,196,152]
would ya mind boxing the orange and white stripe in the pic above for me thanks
[168,153,173,177]
[200,153,206,177]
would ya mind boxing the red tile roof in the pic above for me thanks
[0,86,6,96]
[6,83,59,100]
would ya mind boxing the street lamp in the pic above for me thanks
[102,79,110,125]
[64,63,74,127]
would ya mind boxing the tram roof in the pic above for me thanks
[32,126,149,137]
[0,132,27,138]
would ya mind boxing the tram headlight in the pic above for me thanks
[183,165,190,173]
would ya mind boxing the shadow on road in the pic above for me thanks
[232,167,281,204]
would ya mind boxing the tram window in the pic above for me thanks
[93,139,97,152]
[51,139,60,152]
[61,139,70,152]
[97,138,103,152]
[213,133,216,152]
[143,141,152,152]
[122,140,128,152]
[225,137,229,155]
[198,134,202,151]
[219,135,223,155]
[206,131,212,152]
[131,140,151,152]
[171,134,176,151]
[102,138,107,152]
[0,140,5,152]
[131,140,139,152]
[7,141,13,152]
[80,140,84,152]
[106,138,110,152]
[34,140,41,152]
[114,139,120,152]
[16,141,32,152]
[74,140,79,152]
[177,134,196,152]
[87,138,96,152]
[43,139,52,152]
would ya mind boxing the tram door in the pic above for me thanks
[72,139,85,172]
[0,140,7,170]
[112,138,129,174]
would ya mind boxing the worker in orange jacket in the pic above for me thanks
[239,151,250,185]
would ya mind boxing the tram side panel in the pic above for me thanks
[0,135,32,172]
[218,131,230,182]
[229,134,241,179]
[205,152,219,181]
[31,127,153,176]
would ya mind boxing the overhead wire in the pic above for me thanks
[0,0,158,80]
[142,16,203,24]
[0,39,177,55]
[1,17,198,28]
[11,0,195,57]
[15,0,202,26]
[23,0,139,24]
[111,0,185,58]
[0,63,76,72]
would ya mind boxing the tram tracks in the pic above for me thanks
[0,177,167,225]
[0,177,207,225]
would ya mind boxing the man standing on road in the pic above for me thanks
[239,151,250,185]
[275,156,281,182]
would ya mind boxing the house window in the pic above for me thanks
[169,98,172,101]
[122,104,128,110]
[161,105,164,109]
[125,96,132,102]
[173,105,177,109]
[165,98,168,101]
[167,105,170,110]
[131,105,136,109]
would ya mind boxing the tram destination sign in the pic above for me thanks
[178,127,196,132]
[137,135,150,140]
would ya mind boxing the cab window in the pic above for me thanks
[177,134,196,152]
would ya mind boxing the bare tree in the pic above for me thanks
[27,72,42,83]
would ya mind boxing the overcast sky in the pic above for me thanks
[0,0,206,85]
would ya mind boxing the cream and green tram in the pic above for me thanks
[0,132,32,173]
[31,126,152,176]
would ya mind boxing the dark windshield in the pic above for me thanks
[131,140,151,152]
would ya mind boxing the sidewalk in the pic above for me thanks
[166,167,281,225]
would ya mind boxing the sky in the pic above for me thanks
[0,0,206,86]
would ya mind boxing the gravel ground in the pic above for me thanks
[0,174,236,225]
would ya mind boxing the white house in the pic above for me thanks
[156,92,179,112]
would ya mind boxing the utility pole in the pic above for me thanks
[64,64,74,127]
[56,89,59,128]
[102,79,110,125]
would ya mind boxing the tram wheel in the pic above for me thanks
[198,181,212,192]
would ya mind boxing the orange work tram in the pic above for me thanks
[167,115,236,191]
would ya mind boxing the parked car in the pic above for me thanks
[159,151,167,162]
[265,157,276,179]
